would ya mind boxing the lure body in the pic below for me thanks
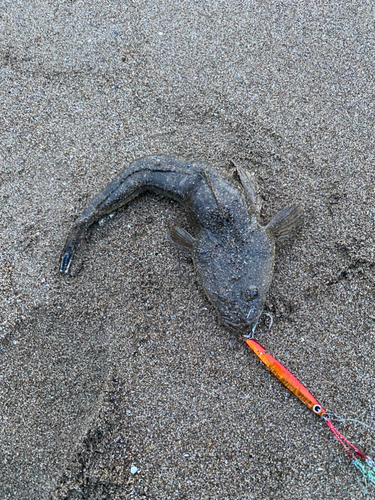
[244,337,375,486]
[244,338,326,416]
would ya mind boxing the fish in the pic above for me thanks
[59,156,303,334]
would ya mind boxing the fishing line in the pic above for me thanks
[327,414,374,432]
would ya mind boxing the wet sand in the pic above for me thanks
[0,1,374,499]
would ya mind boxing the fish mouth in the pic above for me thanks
[220,309,263,334]
[220,315,255,333]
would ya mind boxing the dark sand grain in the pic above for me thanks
[0,1,374,499]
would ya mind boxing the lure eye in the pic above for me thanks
[312,404,322,414]
[246,287,259,300]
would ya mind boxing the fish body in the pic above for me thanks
[59,156,302,333]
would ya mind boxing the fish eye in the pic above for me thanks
[247,287,259,300]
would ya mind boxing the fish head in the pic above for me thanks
[195,227,275,334]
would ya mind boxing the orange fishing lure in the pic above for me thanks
[244,338,375,486]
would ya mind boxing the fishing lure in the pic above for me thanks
[244,338,375,487]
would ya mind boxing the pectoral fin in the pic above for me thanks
[169,225,197,251]
[266,205,303,241]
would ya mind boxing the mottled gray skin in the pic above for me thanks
[59,156,302,334]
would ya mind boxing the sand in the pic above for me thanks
[0,1,374,498]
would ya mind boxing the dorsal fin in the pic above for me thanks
[266,205,303,241]
[236,168,262,213]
